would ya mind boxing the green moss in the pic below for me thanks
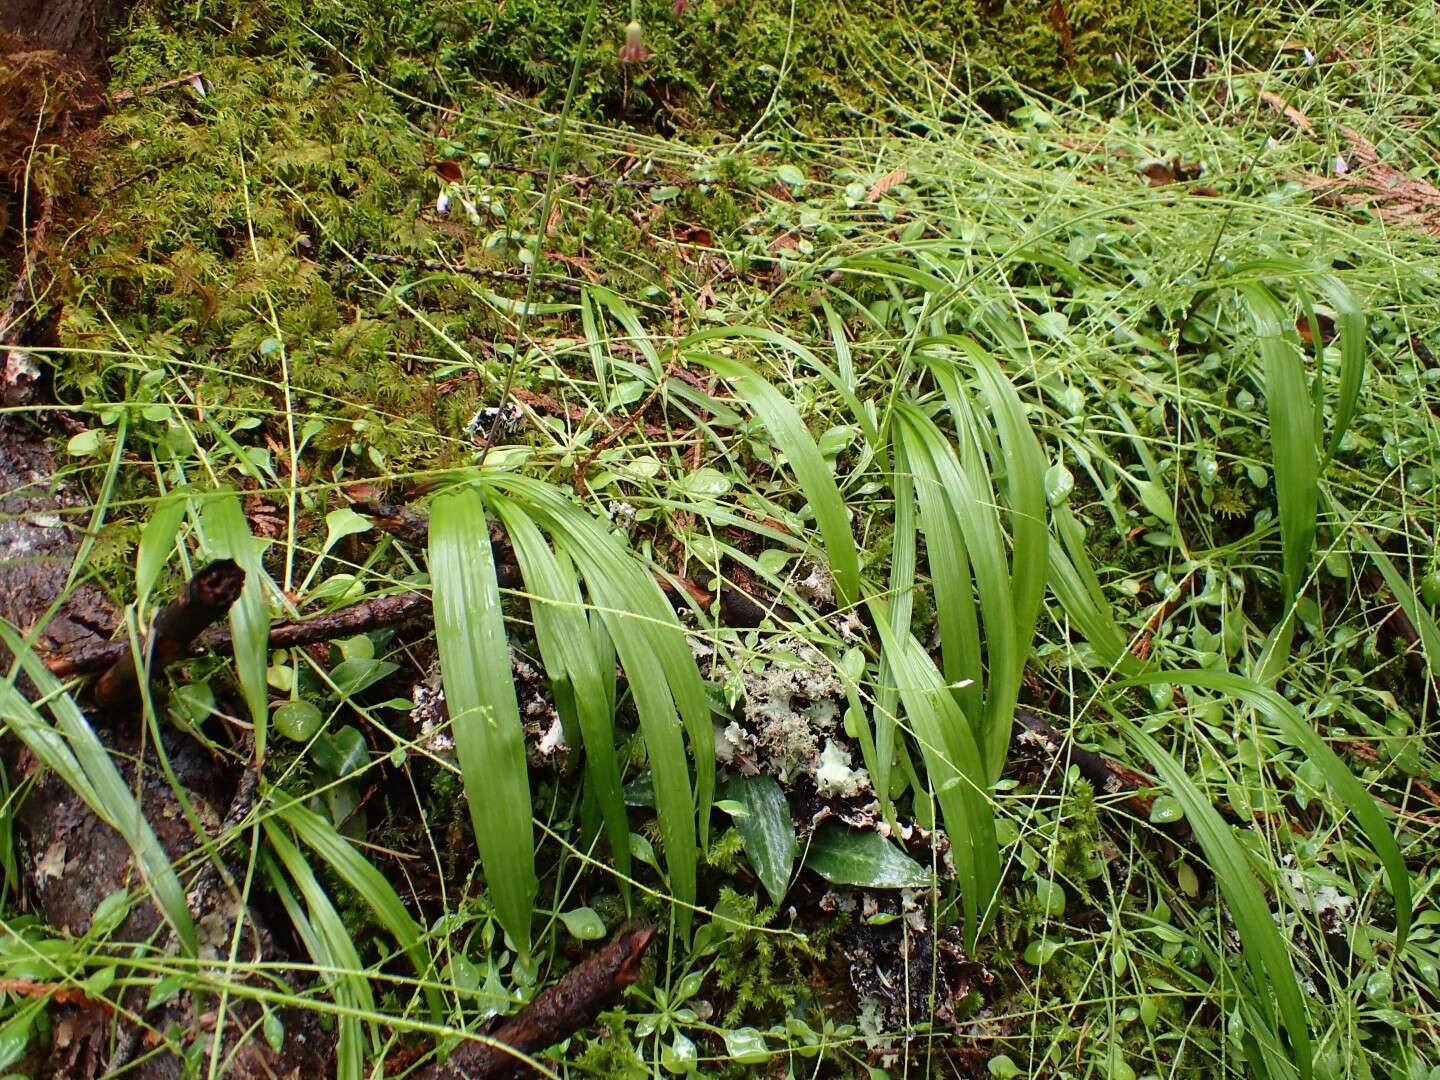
[709,888,823,1026]
[131,0,1242,140]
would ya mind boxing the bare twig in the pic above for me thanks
[108,70,205,105]
[573,362,678,493]
[1015,710,1156,817]
[485,161,701,191]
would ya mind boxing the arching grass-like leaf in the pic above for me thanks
[1119,669,1410,950]
[870,435,921,816]
[262,826,373,1080]
[199,489,271,761]
[1121,721,1311,1080]
[1047,504,1142,676]
[922,340,1049,780]
[429,485,537,953]
[868,602,999,949]
[488,473,711,939]
[272,795,442,1022]
[134,490,187,616]
[1235,282,1316,612]
[0,624,197,957]
[1225,260,1368,465]
[492,499,630,889]
[695,352,861,610]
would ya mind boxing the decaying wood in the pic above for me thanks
[91,558,244,706]
[1298,126,1440,236]
[0,0,128,69]
[46,588,433,678]
[418,926,655,1080]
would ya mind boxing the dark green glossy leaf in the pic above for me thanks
[725,774,797,904]
[805,823,931,889]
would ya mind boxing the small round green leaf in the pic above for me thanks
[66,429,101,457]
[723,1027,769,1065]
[1149,795,1184,824]
[274,700,324,742]
[1024,938,1064,965]
[559,907,606,942]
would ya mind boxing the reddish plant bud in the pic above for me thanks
[618,20,651,63]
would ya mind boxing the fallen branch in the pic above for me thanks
[417,925,655,1080]
[46,589,431,678]
[93,559,244,706]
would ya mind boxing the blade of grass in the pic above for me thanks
[491,472,708,939]
[1346,521,1440,684]
[696,352,861,609]
[1048,503,1143,676]
[871,433,920,817]
[894,399,1016,780]
[923,340,1049,777]
[1119,669,1410,950]
[429,485,537,953]
[868,600,999,950]
[273,795,442,1022]
[1236,281,1317,610]
[0,622,198,957]
[1121,719,1311,1080]
[262,828,373,1080]
[199,490,271,761]
[135,490,187,616]
[492,499,630,889]
[894,406,980,715]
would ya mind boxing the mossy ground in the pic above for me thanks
[8,0,1440,1075]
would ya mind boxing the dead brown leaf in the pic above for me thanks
[430,160,464,184]
[1259,91,1315,134]
[1139,159,1204,187]
[1295,311,1336,346]
[673,222,713,247]
[866,168,907,201]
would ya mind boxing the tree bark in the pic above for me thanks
[0,0,125,69]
